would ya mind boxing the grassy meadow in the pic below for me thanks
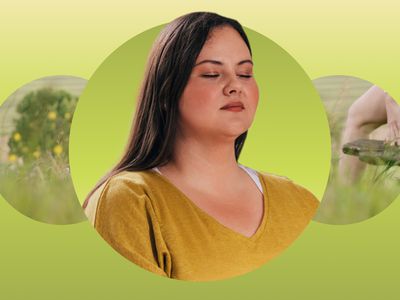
[0,76,86,224]
[313,76,400,224]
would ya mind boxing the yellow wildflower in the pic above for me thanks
[8,154,17,162]
[13,132,21,142]
[33,150,41,159]
[53,144,63,156]
[48,111,57,120]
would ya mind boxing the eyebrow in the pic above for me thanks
[194,59,253,66]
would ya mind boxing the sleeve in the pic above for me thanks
[94,176,172,277]
[291,181,320,218]
[259,172,320,253]
[260,172,320,220]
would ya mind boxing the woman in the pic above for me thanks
[84,12,318,281]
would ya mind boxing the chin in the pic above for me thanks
[220,127,249,140]
[209,120,251,140]
[230,122,251,134]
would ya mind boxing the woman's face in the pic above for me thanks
[178,25,259,142]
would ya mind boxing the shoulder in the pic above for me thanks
[258,170,317,198]
[86,171,171,276]
[258,171,319,217]
[84,170,158,225]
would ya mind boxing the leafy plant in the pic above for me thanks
[7,88,77,164]
[1,87,85,224]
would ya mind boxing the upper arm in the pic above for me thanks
[94,176,171,277]
[347,85,388,129]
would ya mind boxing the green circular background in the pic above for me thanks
[70,25,330,206]
[69,25,330,282]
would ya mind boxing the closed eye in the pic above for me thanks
[238,74,253,78]
[201,74,220,78]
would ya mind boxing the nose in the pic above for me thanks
[222,75,242,96]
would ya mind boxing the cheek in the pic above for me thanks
[179,80,218,114]
[178,87,208,131]
[248,81,260,111]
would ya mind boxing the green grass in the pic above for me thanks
[313,76,400,224]
[0,155,86,224]
[314,162,400,224]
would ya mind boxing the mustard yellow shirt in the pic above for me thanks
[85,169,318,281]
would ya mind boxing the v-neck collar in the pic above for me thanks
[148,169,269,243]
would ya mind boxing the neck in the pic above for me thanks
[159,133,243,187]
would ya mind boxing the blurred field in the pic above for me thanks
[313,76,400,224]
[0,76,87,224]
[0,158,85,224]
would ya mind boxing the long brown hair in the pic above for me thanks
[83,12,252,208]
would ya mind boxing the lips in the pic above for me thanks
[220,101,245,110]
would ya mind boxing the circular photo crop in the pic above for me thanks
[313,75,400,224]
[70,12,329,281]
[0,75,87,224]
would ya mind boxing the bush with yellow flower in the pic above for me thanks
[7,88,77,164]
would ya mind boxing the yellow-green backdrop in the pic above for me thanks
[1,1,399,299]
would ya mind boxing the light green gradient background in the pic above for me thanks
[1,1,399,299]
